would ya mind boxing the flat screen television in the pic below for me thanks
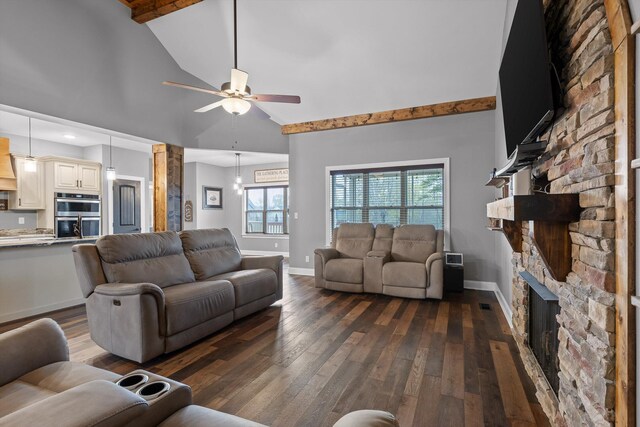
[499,0,555,159]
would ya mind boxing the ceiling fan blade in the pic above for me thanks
[230,69,248,93]
[247,104,271,120]
[163,81,227,97]
[194,99,226,113]
[251,94,301,104]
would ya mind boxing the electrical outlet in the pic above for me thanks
[294,212,299,219]
[305,255,310,263]
[274,242,278,248]
[18,217,25,225]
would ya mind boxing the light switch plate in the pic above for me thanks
[18,217,25,225]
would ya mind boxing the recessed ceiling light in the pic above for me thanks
[63,134,76,140]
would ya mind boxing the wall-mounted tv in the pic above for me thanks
[499,0,555,159]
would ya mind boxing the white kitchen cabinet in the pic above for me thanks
[53,161,101,193]
[54,161,79,190]
[78,164,100,192]
[8,157,45,210]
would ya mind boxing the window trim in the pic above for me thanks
[242,183,289,237]
[325,158,450,250]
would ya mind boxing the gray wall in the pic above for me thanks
[183,161,290,254]
[289,111,497,282]
[0,0,288,154]
[226,162,290,254]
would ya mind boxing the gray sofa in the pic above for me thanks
[0,318,399,426]
[73,228,283,363]
[315,223,444,299]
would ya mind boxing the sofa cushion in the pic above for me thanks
[159,405,267,427]
[325,258,364,284]
[19,361,119,393]
[335,223,375,259]
[180,229,243,281]
[96,232,195,288]
[372,224,394,253]
[164,281,235,336]
[212,269,277,307]
[382,262,427,288]
[391,224,437,263]
[0,380,55,418]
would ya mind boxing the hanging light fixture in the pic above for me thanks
[24,118,37,173]
[233,153,243,195]
[106,136,116,181]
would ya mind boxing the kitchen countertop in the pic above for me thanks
[0,235,98,249]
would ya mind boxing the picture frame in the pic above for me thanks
[202,186,223,209]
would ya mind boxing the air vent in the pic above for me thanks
[479,303,492,310]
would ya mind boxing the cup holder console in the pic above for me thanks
[136,381,171,401]
[116,373,149,391]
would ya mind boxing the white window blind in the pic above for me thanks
[330,164,444,235]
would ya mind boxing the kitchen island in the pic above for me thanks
[0,234,97,323]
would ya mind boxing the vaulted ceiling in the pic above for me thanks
[145,0,509,125]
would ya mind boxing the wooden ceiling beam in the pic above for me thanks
[280,96,496,135]
[118,0,203,24]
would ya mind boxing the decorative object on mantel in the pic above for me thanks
[24,117,37,173]
[232,153,243,195]
[184,200,193,222]
[254,168,288,183]
[106,136,116,181]
[202,186,223,209]
[486,194,580,281]
[161,0,300,117]
[0,137,17,191]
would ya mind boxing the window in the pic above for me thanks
[245,185,289,235]
[330,164,445,234]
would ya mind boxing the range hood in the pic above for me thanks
[0,137,17,191]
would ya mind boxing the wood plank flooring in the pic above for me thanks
[0,272,549,427]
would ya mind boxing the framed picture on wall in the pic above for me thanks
[203,186,223,209]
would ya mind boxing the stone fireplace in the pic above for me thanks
[508,0,617,425]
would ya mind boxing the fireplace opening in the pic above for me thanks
[520,271,560,395]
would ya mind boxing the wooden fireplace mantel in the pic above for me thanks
[487,194,580,281]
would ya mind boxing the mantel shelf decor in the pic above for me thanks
[487,194,580,281]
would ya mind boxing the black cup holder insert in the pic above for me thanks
[116,373,149,390]
[136,381,171,400]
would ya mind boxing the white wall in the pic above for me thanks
[288,111,497,282]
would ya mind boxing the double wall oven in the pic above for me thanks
[55,193,101,238]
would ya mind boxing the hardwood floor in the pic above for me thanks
[1,273,550,427]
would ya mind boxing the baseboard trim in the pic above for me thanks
[0,298,86,324]
[241,250,289,257]
[464,280,512,329]
[494,284,513,329]
[463,280,496,292]
[288,267,314,276]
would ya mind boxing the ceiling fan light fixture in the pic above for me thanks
[223,97,251,115]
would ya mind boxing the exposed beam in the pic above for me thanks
[604,0,636,426]
[118,0,202,24]
[280,96,496,135]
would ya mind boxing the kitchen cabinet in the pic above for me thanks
[8,156,45,210]
[53,161,101,193]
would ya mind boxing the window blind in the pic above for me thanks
[330,164,444,237]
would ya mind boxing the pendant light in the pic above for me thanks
[106,136,116,181]
[24,118,37,173]
[233,153,243,195]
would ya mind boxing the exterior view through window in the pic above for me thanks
[245,185,289,235]
[330,164,444,234]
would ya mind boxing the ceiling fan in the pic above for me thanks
[162,0,300,117]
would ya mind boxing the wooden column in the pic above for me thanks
[604,0,636,425]
[152,143,184,232]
